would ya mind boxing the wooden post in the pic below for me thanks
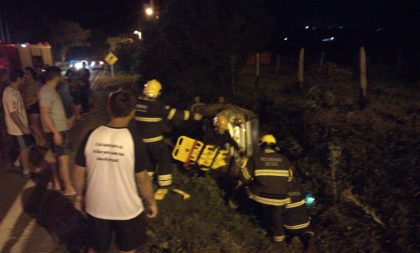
[275,53,280,73]
[298,48,304,89]
[320,51,325,66]
[110,64,115,78]
[256,52,260,78]
[360,47,367,98]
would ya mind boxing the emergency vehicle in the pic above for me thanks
[0,43,53,71]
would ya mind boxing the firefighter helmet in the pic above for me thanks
[213,114,228,130]
[143,79,162,98]
[260,134,277,145]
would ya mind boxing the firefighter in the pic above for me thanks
[204,114,239,151]
[200,114,240,172]
[230,134,313,247]
[135,79,202,200]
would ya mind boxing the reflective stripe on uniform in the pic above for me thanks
[285,199,305,208]
[134,116,162,122]
[167,108,176,120]
[288,168,293,182]
[273,235,285,242]
[158,174,172,186]
[284,220,310,230]
[241,158,252,181]
[183,110,190,120]
[142,135,164,143]
[248,191,291,206]
[254,169,290,177]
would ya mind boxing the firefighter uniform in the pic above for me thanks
[235,134,312,243]
[135,95,199,187]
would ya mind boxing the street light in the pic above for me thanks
[145,7,154,16]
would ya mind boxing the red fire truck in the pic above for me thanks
[0,43,53,71]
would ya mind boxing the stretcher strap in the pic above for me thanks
[209,148,221,169]
[183,140,197,168]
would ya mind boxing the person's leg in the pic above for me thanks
[58,154,75,194]
[55,131,75,194]
[87,215,112,253]
[29,114,46,146]
[271,206,286,243]
[115,213,147,253]
[155,142,173,188]
[14,135,34,176]
[19,148,31,176]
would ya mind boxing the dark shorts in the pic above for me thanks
[11,134,34,151]
[27,102,40,114]
[87,212,147,252]
[46,130,72,156]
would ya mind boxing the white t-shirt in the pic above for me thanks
[76,125,152,220]
[2,86,29,135]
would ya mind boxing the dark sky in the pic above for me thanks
[4,0,419,31]
[2,0,419,51]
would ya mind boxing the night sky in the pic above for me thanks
[2,0,419,51]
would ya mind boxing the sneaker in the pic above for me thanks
[14,159,21,167]
[21,168,31,178]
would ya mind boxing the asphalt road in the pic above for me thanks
[0,71,113,253]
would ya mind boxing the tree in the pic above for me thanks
[137,0,273,100]
[50,21,91,62]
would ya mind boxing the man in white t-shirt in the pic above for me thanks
[2,69,33,176]
[73,89,157,253]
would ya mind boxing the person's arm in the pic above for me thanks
[72,129,92,212]
[39,90,63,144]
[237,156,254,184]
[164,104,202,122]
[135,171,157,218]
[9,112,31,134]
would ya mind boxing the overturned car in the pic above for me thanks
[171,103,259,170]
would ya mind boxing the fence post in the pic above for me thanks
[360,47,367,97]
[298,48,304,89]
[275,53,280,73]
[320,51,325,66]
[256,52,260,78]
[359,47,367,108]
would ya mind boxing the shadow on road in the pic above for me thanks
[22,173,88,253]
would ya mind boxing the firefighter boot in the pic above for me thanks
[155,188,169,200]
[299,231,315,251]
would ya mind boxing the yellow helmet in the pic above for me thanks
[260,134,276,145]
[143,79,162,98]
[213,114,228,130]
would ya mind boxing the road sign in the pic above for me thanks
[105,52,118,65]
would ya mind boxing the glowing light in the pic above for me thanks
[305,194,315,206]
[21,44,27,48]
[145,7,154,16]
[90,61,96,67]
[99,61,104,65]
[322,36,335,42]
[305,26,310,29]
[74,62,83,70]
[284,37,288,41]
[133,30,142,40]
